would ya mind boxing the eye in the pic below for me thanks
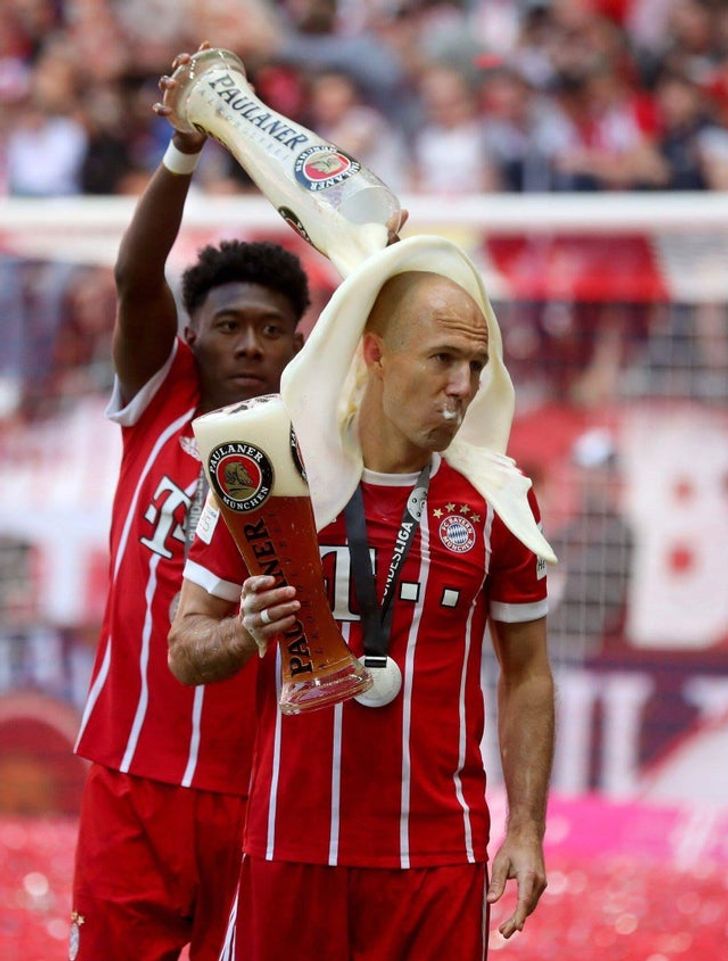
[262,323,283,337]
[216,318,237,333]
[470,359,486,375]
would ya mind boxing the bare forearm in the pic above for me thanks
[168,612,257,685]
[498,670,554,835]
[114,155,196,294]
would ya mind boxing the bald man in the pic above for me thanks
[169,272,554,961]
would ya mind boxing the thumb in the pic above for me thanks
[486,856,509,904]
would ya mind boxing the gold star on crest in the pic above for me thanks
[433,508,443,518]
[460,505,471,515]
[471,513,481,523]
[71,912,85,925]
[445,502,455,512]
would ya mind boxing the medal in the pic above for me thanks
[354,656,402,708]
[345,464,431,711]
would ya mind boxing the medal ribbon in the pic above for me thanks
[184,464,209,560]
[343,463,431,664]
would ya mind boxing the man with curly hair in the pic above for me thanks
[70,51,309,961]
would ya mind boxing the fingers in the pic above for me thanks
[385,208,409,246]
[495,869,547,940]
[485,852,508,905]
[170,40,210,74]
[240,576,300,657]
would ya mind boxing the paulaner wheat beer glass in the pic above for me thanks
[193,395,372,714]
[164,47,401,276]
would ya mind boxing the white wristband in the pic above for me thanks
[162,141,202,175]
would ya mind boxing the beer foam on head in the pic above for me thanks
[193,395,309,498]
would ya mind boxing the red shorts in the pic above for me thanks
[71,764,246,961]
[222,855,489,961]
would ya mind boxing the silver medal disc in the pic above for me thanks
[354,656,402,708]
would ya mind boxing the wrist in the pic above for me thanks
[505,815,546,839]
[162,140,202,176]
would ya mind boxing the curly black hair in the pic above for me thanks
[181,240,311,322]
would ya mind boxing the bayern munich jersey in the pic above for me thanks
[75,339,256,794]
[185,455,547,866]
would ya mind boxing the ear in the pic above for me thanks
[361,331,384,372]
[184,324,197,348]
[293,331,304,354]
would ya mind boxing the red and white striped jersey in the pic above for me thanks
[75,339,256,795]
[185,456,547,865]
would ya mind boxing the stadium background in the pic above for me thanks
[1,1,727,959]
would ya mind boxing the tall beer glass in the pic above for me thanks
[193,395,372,714]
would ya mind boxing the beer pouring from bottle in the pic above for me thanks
[164,47,402,277]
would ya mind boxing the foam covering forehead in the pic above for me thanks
[281,235,555,562]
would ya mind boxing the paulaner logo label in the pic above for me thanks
[208,442,273,513]
[206,73,309,151]
[294,145,361,191]
[244,516,312,677]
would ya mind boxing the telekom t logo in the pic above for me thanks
[141,476,192,559]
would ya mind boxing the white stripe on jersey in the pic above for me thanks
[490,598,549,622]
[399,505,432,869]
[76,406,195,749]
[328,702,344,866]
[453,576,486,864]
[265,649,284,860]
[120,552,161,772]
[113,406,196,582]
[184,559,242,603]
[181,685,205,787]
[74,635,111,749]
[328,621,349,866]
[218,874,240,961]
[453,505,492,862]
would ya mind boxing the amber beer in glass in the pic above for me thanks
[193,395,372,714]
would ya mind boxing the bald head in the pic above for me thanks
[365,271,488,355]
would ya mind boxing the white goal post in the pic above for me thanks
[1,192,728,301]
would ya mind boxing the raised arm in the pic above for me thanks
[487,616,554,939]
[112,48,207,403]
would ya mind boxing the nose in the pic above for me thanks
[446,361,476,400]
[234,327,263,357]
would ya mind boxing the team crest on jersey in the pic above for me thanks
[208,441,273,513]
[439,514,477,553]
[294,145,361,191]
[179,435,201,460]
[68,911,85,960]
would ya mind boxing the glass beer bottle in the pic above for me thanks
[165,47,402,276]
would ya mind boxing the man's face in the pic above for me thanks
[185,281,303,412]
[373,280,489,457]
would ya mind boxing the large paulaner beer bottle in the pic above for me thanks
[165,47,402,277]
[193,395,372,714]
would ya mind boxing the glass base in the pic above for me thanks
[279,659,373,715]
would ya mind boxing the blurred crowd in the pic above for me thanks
[1,0,728,423]
[2,0,728,196]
